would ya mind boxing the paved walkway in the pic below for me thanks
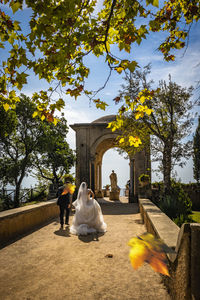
[0,199,171,300]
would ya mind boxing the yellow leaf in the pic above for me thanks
[128,233,170,276]
[140,96,146,104]
[53,118,58,125]
[135,112,144,119]
[129,136,142,147]
[134,139,142,147]
[41,115,45,121]
[3,103,10,112]
[115,67,124,74]
[111,126,117,132]
[32,111,38,118]
[146,108,153,115]
[119,137,124,144]
[130,102,135,111]
[129,243,148,269]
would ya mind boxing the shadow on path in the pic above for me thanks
[54,226,70,237]
[78,232,105,243]
[100,202,139,215]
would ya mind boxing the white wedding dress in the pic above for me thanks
[70,182,107,235]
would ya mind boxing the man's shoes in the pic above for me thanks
[65,223,69,226]
[60,224,64,230]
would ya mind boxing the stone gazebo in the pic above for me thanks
[70,115,150,202]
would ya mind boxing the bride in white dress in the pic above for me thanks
[70,182,107,235]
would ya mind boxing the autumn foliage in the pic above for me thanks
[128,233,170,276]
[62,183,76,195]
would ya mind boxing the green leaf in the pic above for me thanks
[146,0,159,7]
[127,61,138,72]
[153,0,159,7]
[13,21,21,31]
[11,2,22,14]
[94,99,108,110]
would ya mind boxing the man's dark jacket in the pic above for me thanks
[56,186,71,208]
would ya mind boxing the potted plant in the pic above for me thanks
[103,184,110,197]
[139,174,150,187]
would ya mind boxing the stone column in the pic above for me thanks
[129,158,135,203]
[90,162,95,191]
[96,164,103,198]
[99,164,102,191]
[134,150,147,200]
[96,164,99,191]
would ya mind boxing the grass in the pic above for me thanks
[190,211,200,223]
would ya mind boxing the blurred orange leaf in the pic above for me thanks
[62,183,76,195]
[68,183,76,194]
[128,233,170,276]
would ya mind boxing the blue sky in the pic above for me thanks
[1,3,200,189]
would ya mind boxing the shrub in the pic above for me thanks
[30,189,47,202]
[159,181,192,227]
[0,193,14,211]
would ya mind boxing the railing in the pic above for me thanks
[0,185,48,204]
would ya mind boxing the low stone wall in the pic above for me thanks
[0,200,59,245]
[139,198,200,300]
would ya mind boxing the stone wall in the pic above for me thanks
[0,200,59,246]
[139,198,200,300]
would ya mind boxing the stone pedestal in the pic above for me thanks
[109,191,120,201]
[125,189,129,197]
[95,190,104,198]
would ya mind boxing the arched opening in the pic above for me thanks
[70,114,150,203]
[102,148,129,201]
[93,137,132,201]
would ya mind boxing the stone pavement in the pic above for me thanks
[0,199,171,300]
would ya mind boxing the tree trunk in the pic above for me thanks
[14,183,21,207]
[53,168,60,185]
[14,156,29,207]
[162,143,172,193]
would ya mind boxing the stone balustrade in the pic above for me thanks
[1,197,200,299]
[0,200,59,246]
[139,198,200,300]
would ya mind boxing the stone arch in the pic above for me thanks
[70,115,150,202]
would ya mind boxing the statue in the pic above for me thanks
[109,170,118,191]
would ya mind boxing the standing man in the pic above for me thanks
[56,178,74,230]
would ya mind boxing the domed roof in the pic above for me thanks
[92,115,116,124]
